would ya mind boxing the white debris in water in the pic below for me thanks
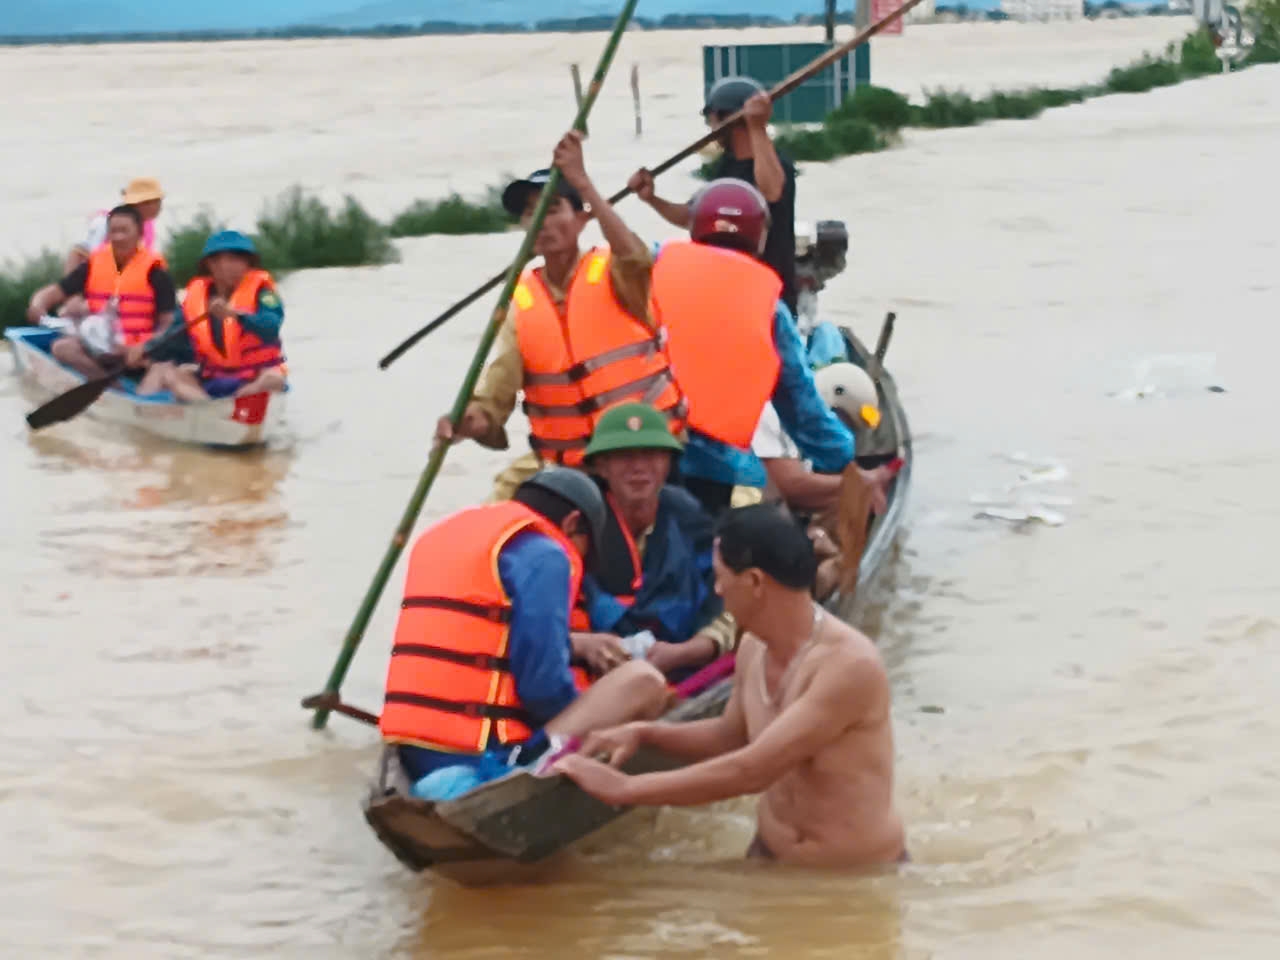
[1111,352,1226,401]
[973,454,1073,528]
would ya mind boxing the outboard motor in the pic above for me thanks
[794,219,850,334]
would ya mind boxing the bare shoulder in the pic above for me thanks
[808,621,888,702]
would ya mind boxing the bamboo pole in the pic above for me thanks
[306,0,643,730]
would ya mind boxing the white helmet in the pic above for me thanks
[813,362,881,431]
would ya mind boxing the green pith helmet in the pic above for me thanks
[584,402,684,459]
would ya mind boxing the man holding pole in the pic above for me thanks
[629,76,799,315]
[434,129,672,501]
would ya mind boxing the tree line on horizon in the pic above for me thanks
[1,3,1188,46]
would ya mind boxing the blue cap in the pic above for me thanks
[200,230,259,262]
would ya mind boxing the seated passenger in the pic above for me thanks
[27,204,175,379]
[574,402,735,682]
[381,467,669,790]
[131,231,287,401]
[752,363,896,598]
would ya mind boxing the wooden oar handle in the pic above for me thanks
[300,692,380,727]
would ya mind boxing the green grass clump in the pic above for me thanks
[1105,54,1183,93]
[829,85,913,131]
[388,187,513,237]
[826,117,885,155]
[0,249,63,332]
[981,90,1047,121]
[773,127,841,163]
[253,187,398,273]
[913,89,984,128]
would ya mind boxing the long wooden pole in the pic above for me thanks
[375,0,925,372]
[306,0,642,730]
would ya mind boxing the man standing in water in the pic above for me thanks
[554,503,906,867]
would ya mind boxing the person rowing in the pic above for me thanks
[554,503,907,868]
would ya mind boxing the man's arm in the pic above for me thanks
[743,94,787,203]
[234,285,285,342]
[628,168,691,228]
[26,263,87,322]
[148,266,178,337]
[620,650,873,806]
[499,531,581,726]
[769,303,854,474]
[631,666,749,762]
[763,457,842,511]
[441,308,520,448]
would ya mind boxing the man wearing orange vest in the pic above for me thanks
[382,466,670,793]
[129,230,287,401]
[435,128,678,501]
[27,205,176,378]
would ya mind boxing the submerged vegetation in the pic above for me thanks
[6,17,1276,330]
[1,185,513,330]
[698,26,1254,171]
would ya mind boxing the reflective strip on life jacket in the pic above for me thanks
[515,247,686,467]
[652,240,782,449]
[379,502,586,754]
[83,244,168,347]
[184,270,286,381]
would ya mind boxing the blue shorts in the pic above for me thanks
[202,376,244,399]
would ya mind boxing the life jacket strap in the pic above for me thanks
[383,691,532,723]
[522,338,660,387]
[401,596,513,624]
[391,642,512,672]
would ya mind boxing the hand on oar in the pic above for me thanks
[25,316,203,431]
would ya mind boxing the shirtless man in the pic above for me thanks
[554,502,905,867]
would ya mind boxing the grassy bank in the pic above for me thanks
[699,26,1269,172]
[0,185,513,331]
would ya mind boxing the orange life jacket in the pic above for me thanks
[380,501,588,754]
[83,244,168,347]
[183,270,286,381]
[652,240,782,450]
[514,247,686,467]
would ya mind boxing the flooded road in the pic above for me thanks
[3,19,1279,959]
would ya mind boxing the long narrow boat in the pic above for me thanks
[5,325,288,448]
[360,320,912,885]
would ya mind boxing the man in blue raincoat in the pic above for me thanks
[573,402,736,683]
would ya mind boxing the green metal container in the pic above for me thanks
[701,42,872,125]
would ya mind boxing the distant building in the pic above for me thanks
[904,0,937,21]
[1000,0,1085,19]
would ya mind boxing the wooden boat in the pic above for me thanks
[362,321,912,884]
[5,325,288,448]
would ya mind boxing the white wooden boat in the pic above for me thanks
[5,325,288,448]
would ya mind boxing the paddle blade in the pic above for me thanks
[25,373,118,430]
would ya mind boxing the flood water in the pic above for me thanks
[2,18,1278,959]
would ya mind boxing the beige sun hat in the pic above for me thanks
[813,362,881,431]
[121,177,165,204]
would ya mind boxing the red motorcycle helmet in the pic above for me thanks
[689,178,771,256]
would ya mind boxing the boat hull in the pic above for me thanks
[363,323,910,883]
[5,325,287,448]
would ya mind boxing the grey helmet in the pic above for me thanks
[702,75,767,118]
[518,466,607,553]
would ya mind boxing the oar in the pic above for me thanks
[375,0,926,372]
[305,0,642,731]
[25,316,204,430]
